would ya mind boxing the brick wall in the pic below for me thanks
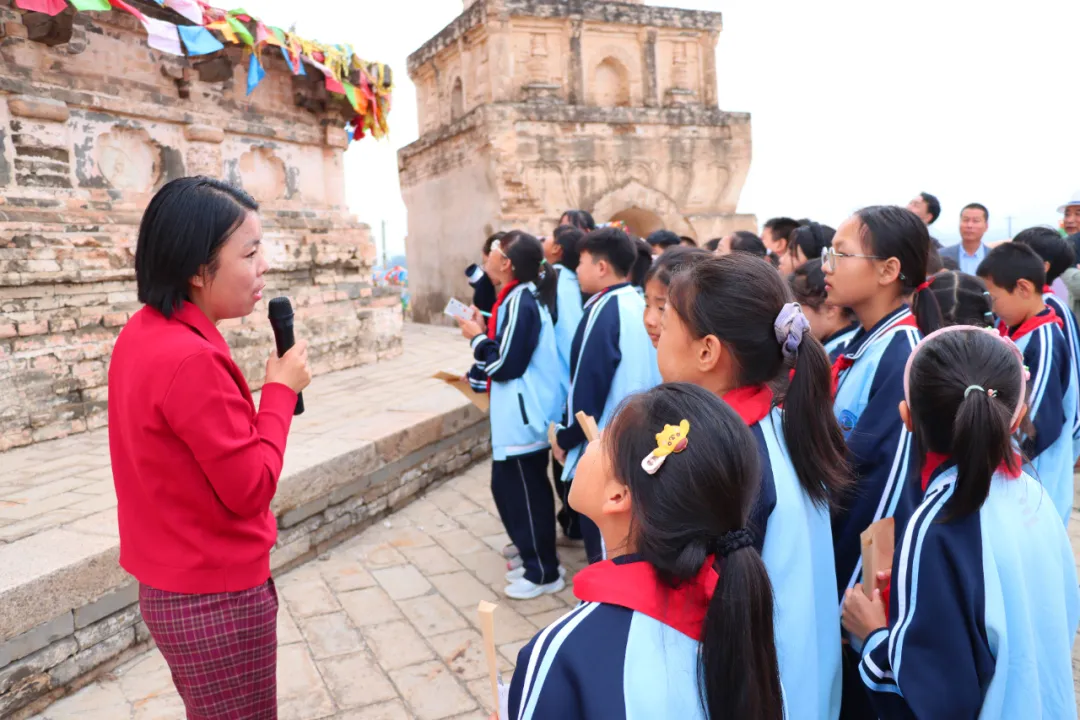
[0,0,403,451]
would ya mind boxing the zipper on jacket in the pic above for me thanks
[517,393,529,425]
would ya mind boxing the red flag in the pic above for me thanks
[15,0,68,15]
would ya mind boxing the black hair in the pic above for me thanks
[704,237,722,252]
[644,246,711,288]
[729,231,778,268]
[926,243,945,275]
[906,328,1022,519]
[605,383,783,720]
[578,227,637,278]
[483,231,506,257]
[552,225,583,271]
[1012,226,1076,284]
[559,210,595,231]
[646,229,682,249]
[668,254,850,508]
[135,176,259,319]
[919,192,941,224]
[854,205,943,335]
[788,222,835,266]
[501,230,558,322]
[763,217,800,243]
[926,271,994,328]
[789,259,855,321]
[631,238,654,287]
[962,203,989,223]
[680,236,698,247]
[976,242,1046,292]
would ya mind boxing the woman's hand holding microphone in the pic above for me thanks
[266,340,312,394]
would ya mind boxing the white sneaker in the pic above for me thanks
[501,544,519,559]
[505,565,566,582]
[504,575,566,600]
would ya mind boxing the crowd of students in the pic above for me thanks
[456,205,1080,719]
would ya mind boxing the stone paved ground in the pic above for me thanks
[21,452,1080,718]
[32,460,591,720]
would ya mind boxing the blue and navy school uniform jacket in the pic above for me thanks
[824,322,859,362]
[1008,308,1077,525]
[467,282,562,461]
[553,264,584,404]
[1044,291,1080,462]
[508,555,789,719]
[832,306,923,600]
[555,283,660,480]
[726,386,842,720]
[859,459,1080,719]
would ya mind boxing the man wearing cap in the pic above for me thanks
[1061,190,1080,236]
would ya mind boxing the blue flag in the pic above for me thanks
[178,25,225,56]
[246,53,265,95]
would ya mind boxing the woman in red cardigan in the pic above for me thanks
[108,176,311,718]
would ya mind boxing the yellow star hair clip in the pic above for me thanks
[641,420,690,475]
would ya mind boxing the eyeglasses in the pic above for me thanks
[821,246,884,270]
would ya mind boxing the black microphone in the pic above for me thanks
[267,297,305,416]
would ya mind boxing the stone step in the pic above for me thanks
[0,323,491,718]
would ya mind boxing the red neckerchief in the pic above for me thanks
[920,451,1022,492]
[830,314,918,397]
[999,306,1063,342]
[483,280,521,392]
[722,385,773,426]
[574,556,718,641]
[1043,285,1053,294]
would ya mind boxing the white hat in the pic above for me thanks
[1058,190,1080,213]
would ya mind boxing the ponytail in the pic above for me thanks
[911,280,945,335]
[501,230,558,323]
[701,548,784,720]
[947,386,1016,519]
[783,327,851,508]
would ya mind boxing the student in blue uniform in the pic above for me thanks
[552,227,661,563]
[842,325,1080,719]
[789,259,859,360]
[458,231,565,600]
[924,270,995,329]
[977,242,1077,525]
[542,224,586,544]
[642,246,710,349]
[464,232,503,314]
[821,205,941,718]
[1011,226,1080,462]
[509,383,785,720]
[658,253,849,720]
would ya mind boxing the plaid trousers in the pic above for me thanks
[139,579,279,720]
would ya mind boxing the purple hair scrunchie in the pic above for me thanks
[774,302,811,360]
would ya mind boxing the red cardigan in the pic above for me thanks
[108,302,297,594]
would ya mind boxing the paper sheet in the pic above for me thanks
[142,16,183,56]
[433,371,489,412]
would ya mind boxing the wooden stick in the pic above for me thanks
[575,411,600,442]
[477,600,500,718]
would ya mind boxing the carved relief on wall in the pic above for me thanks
[96,126,161,193]
[526,33,548,83]
[591,180,695,238]
[238,146,286,203]
[522,162,569,213]
[671,42,689,88]
[568,160,612,207]
[614,160,655,190]
[451,77,465,121]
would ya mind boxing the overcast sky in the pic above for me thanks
[238,0,1080,259]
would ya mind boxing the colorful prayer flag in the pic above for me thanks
[15,0,67,15]
[226,13,254,45]
[110,0,145,21]
[246,52,265,95]
[142,16,182,55]
[179,25,225,56]
[164,0,202,24]
[324,73,344,95]
[69,0,112,10]
[343,82,359,112]
[205,20,238,44]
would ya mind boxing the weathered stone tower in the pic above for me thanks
[398,0,753,323]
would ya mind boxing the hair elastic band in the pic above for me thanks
[710,528,753,558]
[774,302,811,360]
[964,385,986,398]
[915,279,932,293]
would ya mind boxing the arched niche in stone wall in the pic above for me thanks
[238,146,287,203]
[592,56,631,107]
[592,180,695,238]
[451,77,464,121]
